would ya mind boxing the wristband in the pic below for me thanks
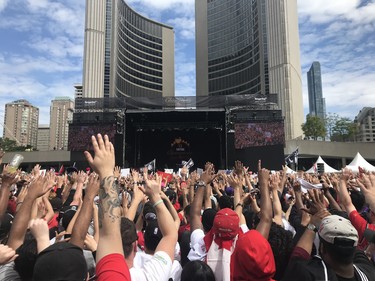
[236,203,244,208]
[152,199,163,208]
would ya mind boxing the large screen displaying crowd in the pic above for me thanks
[68,125,116,151]
[234,122,285,149]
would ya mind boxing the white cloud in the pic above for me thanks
[0,0,9,12]
[127,0,194,11]
[167,16,195,40]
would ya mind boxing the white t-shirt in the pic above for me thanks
[130,251,180,281]
[187,225,249,261]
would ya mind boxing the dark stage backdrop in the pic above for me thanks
[137,129,223,170]
[228,134,285,172]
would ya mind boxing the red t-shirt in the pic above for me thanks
[96,253,130,281]
[349,210,375,250]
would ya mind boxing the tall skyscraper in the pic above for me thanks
[3,100,39,148]
[82,0,175,99]
[49,97,74,150]
[195,0,304,140]
[307,61,326,120]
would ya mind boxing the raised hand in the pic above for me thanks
[144,174,162,202]
[84,134,115,179]
[201,162,215,185]
[86,173,100,198]
[27,175,52,199]
[234,160,244,176]
[31,164,41,177]
[1,165,20,187]
[356,173,375,211]
[114,166,121,179]
[76,171,88,185]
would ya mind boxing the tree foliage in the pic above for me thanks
[325,113,357,142]
[331,117,357,142]
[0,138,31,151]
[302,115,326,139]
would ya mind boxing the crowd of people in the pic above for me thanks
[235,122,285,149]
[1,133,375,280]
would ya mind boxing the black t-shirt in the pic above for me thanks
[282,250,375,281]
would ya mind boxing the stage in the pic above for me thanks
[69,96,286,171]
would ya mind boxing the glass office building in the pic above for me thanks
[307,61,326,120]
[82,0,174,99]
[196,0,304,140]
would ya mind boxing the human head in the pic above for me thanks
[202,208,217,233]
[181,261,215,281]
[144,219,163,253]
[120,217,138,258]
[143,201,157,221]
[32,242,87,281]
[231,230,276,281]
[268,222,294,280]
[218,195,233,210]
[14,233,38,280]
[318,215,358,265]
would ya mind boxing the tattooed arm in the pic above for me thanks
[84,134,123,263]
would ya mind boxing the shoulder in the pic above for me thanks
[96,253,131,281]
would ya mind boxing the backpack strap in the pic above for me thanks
[354,264,369,281]
[314,255,329,281]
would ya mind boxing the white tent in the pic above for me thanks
[345,152,375,172]
[306,156,340,174]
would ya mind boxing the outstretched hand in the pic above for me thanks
[84,134,115,179]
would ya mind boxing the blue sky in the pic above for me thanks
[0,0,375,137]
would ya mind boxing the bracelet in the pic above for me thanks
[152,199,163,208]
[236,203,244,208]
[16,202,23,205]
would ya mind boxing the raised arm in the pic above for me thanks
[337,168,356,214]
[84,134,122,263]
[70,173,100,249]
[0,166,19,223]
[270,174,283,226]
[7,174,51,250]
[256,160,272,239]
[144,175,178,261]
[357,172,375,212]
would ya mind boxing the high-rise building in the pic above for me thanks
[82,0,175,99]
[307,61,326,120]
[3,100,39,148]
[195,0,304,140]
[355,107,375,142]
[74,84,83,99]
[37,125,50,151]
[49,97,74,150]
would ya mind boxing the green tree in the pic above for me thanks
[0,137,29,151]
[331,117,357,142]
[302,115,326,139]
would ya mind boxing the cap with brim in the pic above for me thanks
[33,242,87,281]
[231,230,276,281]
[318,215,358,247]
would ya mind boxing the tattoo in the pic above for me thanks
[98,176,122,228]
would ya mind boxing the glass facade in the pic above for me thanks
[104,0,112,97]
[115,0,165,98]
[206,0,269,96]
[307,62,325,119]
